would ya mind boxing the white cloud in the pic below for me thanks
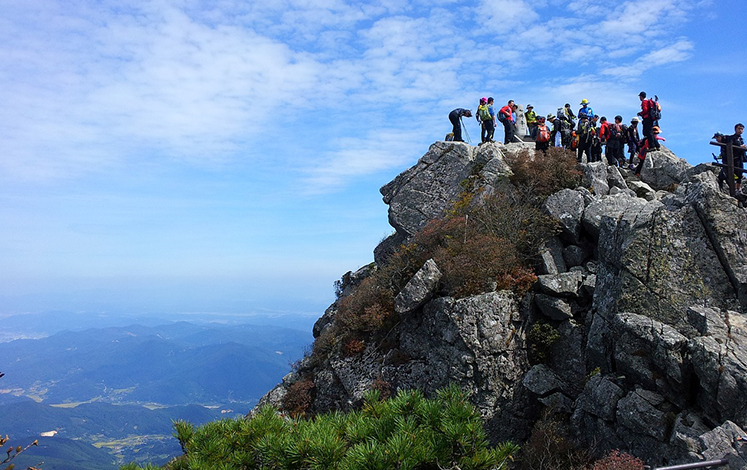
[300,131,426,193]
[0,0,709,189]
[600,39,693,78]
[479,0,539,27]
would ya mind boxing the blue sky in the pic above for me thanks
[1,0,745,321]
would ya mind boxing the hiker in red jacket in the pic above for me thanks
[638,91,659,151]
[599,116,610,162]
[498,100,515,144]
[634,126,666,176]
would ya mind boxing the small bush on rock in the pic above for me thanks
[519,412,590,470]
[505,147,583,199]
[592,450,645,470]
[527,322,561,364]
[281,378,315,418]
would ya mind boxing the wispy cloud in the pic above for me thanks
[600,39,693,78]
[0,0,710,190]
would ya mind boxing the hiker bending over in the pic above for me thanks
[448,108,472,142]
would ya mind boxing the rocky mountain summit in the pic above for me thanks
[259,141,747,468]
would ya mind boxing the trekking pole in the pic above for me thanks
[460,117,473,144]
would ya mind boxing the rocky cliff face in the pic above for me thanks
[259,141,747,468]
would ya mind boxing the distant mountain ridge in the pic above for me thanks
[0,319,311,468]
[0,321,310,405]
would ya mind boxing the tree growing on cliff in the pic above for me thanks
[122,385,518,470]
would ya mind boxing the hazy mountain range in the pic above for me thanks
[0,312,313,469]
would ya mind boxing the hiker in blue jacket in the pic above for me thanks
[578,99,594,121]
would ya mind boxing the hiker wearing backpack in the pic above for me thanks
[638,91,661,151]
[576,115,594,163]
[448,108,472,143]
[578,99,594,121]
[547,114,561,147]
[599,116,610,161]
[606,115,626,167]
[477,97,491,143]
[557,107,573,149]
[626,117,641,168]
[498,100,516,144]
[634,126,666,177]
[563,103,576,127]
[589,115,603,163]
[535,116,551,151]
[525,104,537,139]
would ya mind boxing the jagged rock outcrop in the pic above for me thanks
[258,142,747,468]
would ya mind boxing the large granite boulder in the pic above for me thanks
[544,188,585,244]
[394,259,442,314]
[380,141,477,238]
[639,145,691,190]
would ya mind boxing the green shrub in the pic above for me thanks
[527,322,561,364]
[122,385,518,470]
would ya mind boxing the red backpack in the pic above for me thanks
[537,124,550,143]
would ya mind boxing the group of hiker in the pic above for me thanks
[448,92,666,176]
[449,94,747,193]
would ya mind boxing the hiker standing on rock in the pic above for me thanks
[448,108,472,142]
[477,97,490,143]
[486,98,496,142]
[722,123,746,191]
[606,115,626,167]
[557,107,573,149]
[599,116,610,161]
[563,103,576,127]
[578,99,594,121]
[627,117,641,168]
[525,104,537,140]
[589,115,602,163]
[535,116,551,151]
[498,100,516,144]
[548,114,561,147]
[576,114,593,163]
[638,91,659,151]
